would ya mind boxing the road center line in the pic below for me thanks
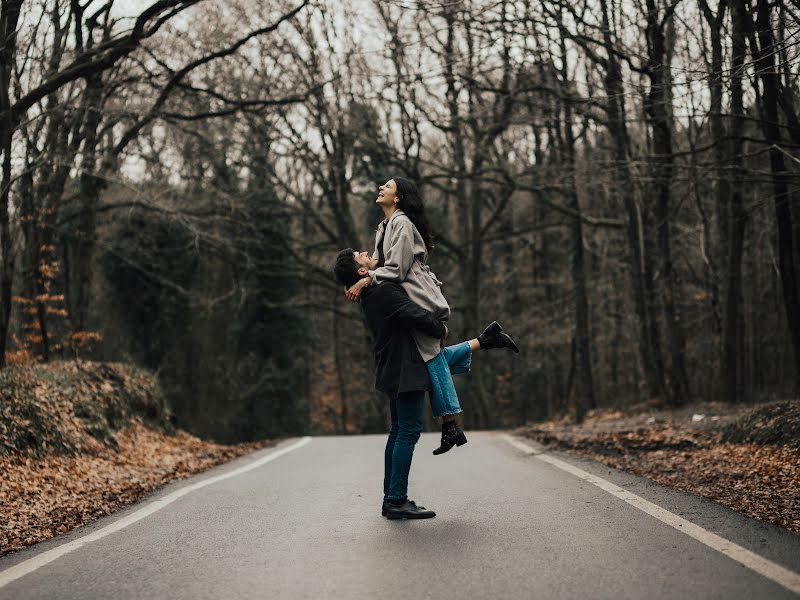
[502,434,800,595]
[0,436,312,590]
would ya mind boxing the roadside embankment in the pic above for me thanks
[0,361,271,556]
[517,401,800,532]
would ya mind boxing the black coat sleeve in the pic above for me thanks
[379,285,446,338]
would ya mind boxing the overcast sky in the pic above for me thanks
[108,0,153,17]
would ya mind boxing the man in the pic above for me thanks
[333,247,446,520]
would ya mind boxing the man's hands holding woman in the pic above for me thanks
[344,276,371,301]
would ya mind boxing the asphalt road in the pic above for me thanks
[1,432,799,599]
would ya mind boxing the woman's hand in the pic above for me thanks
[345,277,370,301]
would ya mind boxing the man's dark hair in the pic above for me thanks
[333,248,361,288]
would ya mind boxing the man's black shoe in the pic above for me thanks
[478,321,519,353]
[382,498,431,517]
[385,499,436,520]
[432,422,468,455]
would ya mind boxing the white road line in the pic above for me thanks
[0,436,312,590]
[501,434,800,595]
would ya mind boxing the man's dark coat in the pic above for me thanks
[360,282,446,399]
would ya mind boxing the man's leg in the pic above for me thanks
[386,390,424,501]
[383,396,399,501]
[385,390,435,519]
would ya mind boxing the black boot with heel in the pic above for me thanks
[477,321,519,353]
[432,420,468,455]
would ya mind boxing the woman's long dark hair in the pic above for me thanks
[393,176,433,252]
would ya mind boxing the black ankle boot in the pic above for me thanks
[477,321,519,353]
[432,421,468,455]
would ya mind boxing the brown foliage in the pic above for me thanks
[0,361,273,556]
[519,402,800,532]
[0,361,167,456]
[0,422,270,556]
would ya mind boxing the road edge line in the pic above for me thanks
[0,436,312,590]
[501,434,800,595]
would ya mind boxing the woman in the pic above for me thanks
[345,177,519,454]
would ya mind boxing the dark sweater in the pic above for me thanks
[360,282,446,399]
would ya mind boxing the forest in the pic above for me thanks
[0,0,798,441]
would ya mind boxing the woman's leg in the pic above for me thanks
[428,328,515,431]
[426,352,462,419]
[387,391,424,501]
[432,341,475,421]
[440,340,476,376]
[383,396,399,500]
[426,349,470,455]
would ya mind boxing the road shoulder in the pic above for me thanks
[499,433,800,577]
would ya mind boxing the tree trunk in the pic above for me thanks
[0,127,11,366]
[0,0,24,365]
[464,167,492,428]
[724,0,748,402]
[332,296,349,434]
[73,73,105,333]
[558,19,596,421]
[698,0,727,350]
[753,0,800,389]
[644,1,691,405]
[598,0,664,400]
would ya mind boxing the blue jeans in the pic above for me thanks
[426,341,472,418]
[384,390,424,501]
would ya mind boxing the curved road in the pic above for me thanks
[1,432,799,599]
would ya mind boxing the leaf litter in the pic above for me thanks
[517,401,800,533]
[0,361,272,557]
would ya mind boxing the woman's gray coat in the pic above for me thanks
[368,210,450,362]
